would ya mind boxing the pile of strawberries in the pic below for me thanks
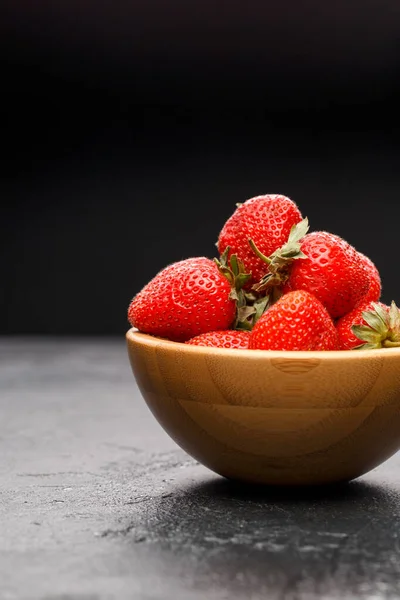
[128,195,400,351]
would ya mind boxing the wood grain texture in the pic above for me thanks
[126,329,400,485]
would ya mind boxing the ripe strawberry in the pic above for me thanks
[249,290,339,351]
[337,300,384,350]
[186,330,250,349]
[337,300,400,350]
[217,195,303,285]
[284,232,370,319]
[128,257,237,342]
[358,252,381,303]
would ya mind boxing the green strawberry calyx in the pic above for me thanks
[352,301,400,350]
[215,246,251,293]
[249,217,309,294]
[214,248,269,331]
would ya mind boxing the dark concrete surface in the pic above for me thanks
[1,339,400,600]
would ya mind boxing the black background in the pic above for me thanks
[2,1,400,335]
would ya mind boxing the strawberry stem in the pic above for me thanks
[383,340,400,348]
[248,218,309,295]
[248,239,271,265]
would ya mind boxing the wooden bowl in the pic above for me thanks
[126,328,400,486]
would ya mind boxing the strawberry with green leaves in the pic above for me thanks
[128,257,250,342]
[337,301,400,350]
[217,194,303,286]
[249,290,339,351]
[251,228,371,319]
[186,330,250,349]
[287,232,371,318]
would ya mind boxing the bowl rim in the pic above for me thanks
[126,328,400,361]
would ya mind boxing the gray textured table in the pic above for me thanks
[1,339,400,600]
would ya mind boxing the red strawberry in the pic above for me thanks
[337,300,384,350]
[217,195,303,285]
[337,300,400,350]
[128,257,236,342]
[358,252,381,303]
[249,290,339,351]
[186,330,250,349]
[284,232,370,319]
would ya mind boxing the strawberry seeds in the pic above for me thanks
[128,194,399,351]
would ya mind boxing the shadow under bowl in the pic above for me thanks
[126,329,400,486]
